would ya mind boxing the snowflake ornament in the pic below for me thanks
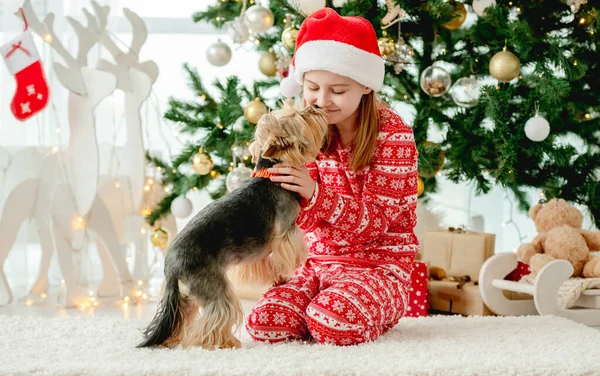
[274,49,292,71]
[384,37,414,74]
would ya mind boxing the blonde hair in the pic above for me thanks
[322,91,382,172]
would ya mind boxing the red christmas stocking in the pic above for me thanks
[1,30,49,121]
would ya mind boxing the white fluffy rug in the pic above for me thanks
[2,314,599,376]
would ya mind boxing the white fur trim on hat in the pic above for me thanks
[293,40,384,92]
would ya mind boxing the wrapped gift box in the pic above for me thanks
[422,229,495,281]
[428,280,493,316]
[405,261,428,317]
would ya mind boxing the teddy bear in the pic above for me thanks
[516,198,600,278]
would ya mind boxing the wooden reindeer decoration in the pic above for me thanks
[94,1,158,217]
[0,0,137,308]
[89,2,176,296]
[0,146,46,305]
[0,0,108,306]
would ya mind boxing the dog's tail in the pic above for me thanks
[136,277,182,348]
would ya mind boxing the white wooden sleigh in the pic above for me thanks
[479,252,600,326]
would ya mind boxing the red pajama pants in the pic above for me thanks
[246,260,410,346]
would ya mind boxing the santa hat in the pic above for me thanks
[280,8,384,98]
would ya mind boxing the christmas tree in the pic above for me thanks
[147,0,600,227]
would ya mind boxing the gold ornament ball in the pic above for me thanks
[489,49,521,83]
[150,228,169,249]
[417,177,425,197]
[281,27,299,50]
[258,52,278,77]
[443,2,467,30]
[244,98,267,124]
[192,151,213,175]
[378,37,396,58]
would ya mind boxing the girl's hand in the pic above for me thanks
[268,164,316,201]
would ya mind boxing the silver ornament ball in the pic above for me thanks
[245,5,274,33]
[451,76,481,108]
[226,163,253,192]
[206,40,232,67]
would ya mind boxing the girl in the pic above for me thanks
[246,8,419,346]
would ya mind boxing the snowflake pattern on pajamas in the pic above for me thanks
[246,262,410,346]
[247,107,419,346]
[295,107,419,271]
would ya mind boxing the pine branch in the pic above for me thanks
[146,193,177,227]
[339,0,374,17]
[216,76,244,126]
[192,0,242,28]
[146,152,171,173]
[172,143,203,169]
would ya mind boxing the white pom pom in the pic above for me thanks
[333,0,350,7]
[295,0,325,15]
[171,196,193,218]
[524,115,550,142]
[280,76,302,97]
[473,0,496,16]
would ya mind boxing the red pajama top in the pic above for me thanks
[296,106,419,281]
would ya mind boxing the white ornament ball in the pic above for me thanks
[524,116,550,142]
[295,0,326,15]
[171,196,193,218]
[332,0,350,7]
[473,0,496,16]
[226,163,253,192]
[280,76,302,97]
[245,5,274,33]
[206,40,232,66]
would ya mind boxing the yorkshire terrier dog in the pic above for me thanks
[137,103,329,350]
